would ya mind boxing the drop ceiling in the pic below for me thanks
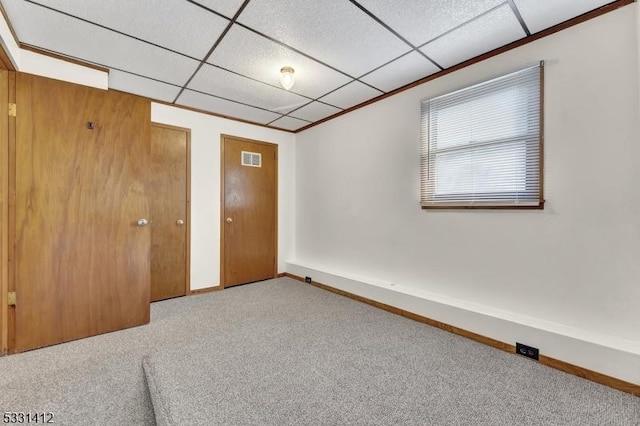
[0,0,621,131]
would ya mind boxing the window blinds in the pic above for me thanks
[420,63,543,208]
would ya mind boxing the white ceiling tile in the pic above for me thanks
[356,0,504,46]
[3,1,200,85]
[109,70,181,102]
[189,0,246,18]
[187,64,309,114]
[513,0,612,34]
[238,0,411,77]
[209,25,351,100]
[31,0,228,59]
[269,116,310,131]
[319,81,382,110]
[420,5,526,69]
[177,89,281,124]
[361,52,439,93]
[289,102,342,122]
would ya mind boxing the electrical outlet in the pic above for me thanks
[305,276,312,283]
[516,342,539,361]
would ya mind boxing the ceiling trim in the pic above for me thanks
[295,0,635,133]
[20,43,109,73]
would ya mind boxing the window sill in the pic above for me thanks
[421,201,545,210]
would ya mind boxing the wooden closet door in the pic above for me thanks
[150,124,189,302]
[12,73,151,352]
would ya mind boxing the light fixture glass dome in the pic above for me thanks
[280,66,295,90]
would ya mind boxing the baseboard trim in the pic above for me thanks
[282,272,640,397]
[189,286,222,295]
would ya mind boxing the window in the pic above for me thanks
[420,63,543,208]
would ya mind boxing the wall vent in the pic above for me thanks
[241,151,262,168]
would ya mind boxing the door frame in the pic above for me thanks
[219,134,278,289]
[0,65,13,356]
[150,122,192,297]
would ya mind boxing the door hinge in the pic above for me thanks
[8,103,16,117]
[7,291,16,306]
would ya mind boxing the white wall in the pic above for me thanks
[292,4,640,384]
[19,49,108,89]
[152,104,296,290]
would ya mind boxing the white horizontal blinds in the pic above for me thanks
[421,63,542,207]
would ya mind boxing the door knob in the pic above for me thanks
[226,217,233,223]
[176,219,185,226]
[137,218,149,227]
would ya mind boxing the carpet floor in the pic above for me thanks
[0,277,638,425]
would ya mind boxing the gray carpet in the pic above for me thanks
[0,277,638,425]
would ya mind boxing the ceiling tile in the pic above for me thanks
[237,0,411,77]
[269,116,310,131]
[177,89,282,124]
[513,0,612,34]
[109,71,181,102]
[356,0,504,46]
[208,24,351,100]
[31,0,228,59]
[420,4,526,69]
[289,102,342,122]
[189,0,246,19]
[319,81,382,110]
[361,52,439,93]
[187,64,309,114]
[3,1,200,85]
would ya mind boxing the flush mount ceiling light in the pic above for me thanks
[280,66,295,90]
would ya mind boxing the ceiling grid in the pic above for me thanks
[0,0,623,131]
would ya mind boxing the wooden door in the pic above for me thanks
[150,124,189,302]
[12,73,151,352]
[221,136,277,288]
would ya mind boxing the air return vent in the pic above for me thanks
[241,151,262,168]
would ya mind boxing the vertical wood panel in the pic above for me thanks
[13,73,150,352]
[0,69,8,355]
[7,71,15,353]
